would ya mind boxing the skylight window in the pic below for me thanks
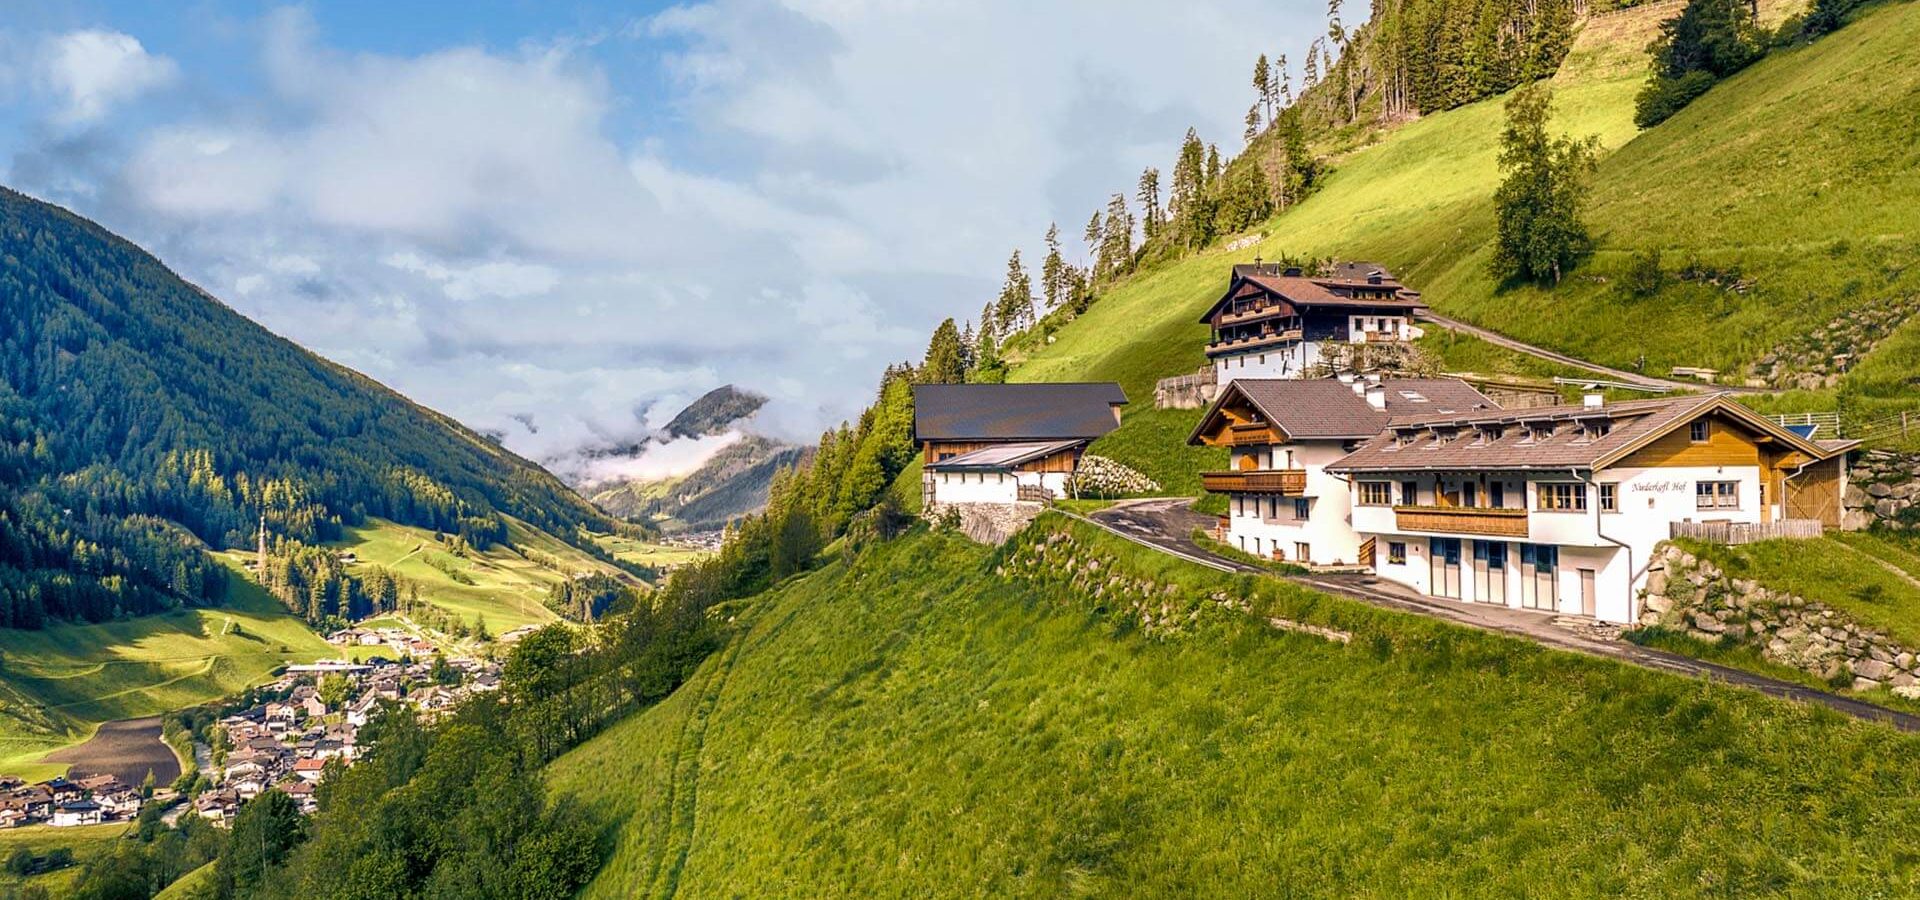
[1398,390,1429,403]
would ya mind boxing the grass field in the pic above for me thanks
[0,822,130,896]
[593,534,713,570]
[329,516,629,634]
[1004,0,1920,491]
[0,559,334,782]
[551,517,1920,897]
[154,860,216,899]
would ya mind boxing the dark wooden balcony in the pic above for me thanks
[1204,328,1303,357]
[1201,469,1308,495]
[1393,505,1529,538]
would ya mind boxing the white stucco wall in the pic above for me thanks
[1213,344,1307,383]
[1224,441,1364,566]
[1347,465,1767,624]
[928,470,1072,506]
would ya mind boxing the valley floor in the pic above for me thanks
[551,518,1920,897]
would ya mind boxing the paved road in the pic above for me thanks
[1416,310,1764,394]
[1077,498,1920,732]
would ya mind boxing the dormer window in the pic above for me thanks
[1522,423,1554,444]
[1428,428,1459,447]
[1581,420,1612,441]
[1473,425,1504,445]
[1391,430,1417,449]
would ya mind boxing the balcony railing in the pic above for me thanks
[1216,304,1297,327]
[1204,328,1303,357]
[1202,469,1308,495]
[1392,505,1529,537]
[1357,330,1405,343]
[1224,423,1278,446]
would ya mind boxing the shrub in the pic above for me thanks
[1623,248,1667,297]
[1635,70,1718,127]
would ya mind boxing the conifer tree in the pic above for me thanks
[1041,224,1070,310]
[1277,53,1292,106]
[1097,193,1135,279]
[919,318,966,384]
[1135,168,1163,242]
[1304,38,1321,90]
[1253,54,1274,123]
[994,251,1035,332]
[1083,211,1103,266]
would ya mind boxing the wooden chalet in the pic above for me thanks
[1201,262,1426,382]
[913,382,1127,505]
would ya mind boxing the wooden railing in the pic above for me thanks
[1224,423,1278,446]
[1393,505,1529,537]
[1671,519,1823,544]
[1202,469,1308,494]
[1215,303,1296,327]
[1205,329,1303,356]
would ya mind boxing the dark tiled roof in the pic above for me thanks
[1203,262,1425,323]
[1191,378,1497,443]
[1325,394,1843,473]
[913,383,1126,442]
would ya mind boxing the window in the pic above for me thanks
[1599,483,1618,512]
[1523,423,1554,444]
[1293,498,1311,520]
[1696,480,1739,510]
[1359,482,1393,506]
[1580,420,1611,441]
[1490,481,1506,508]
[1387,542,1407,564]
[1295,542,1311,561]
[1690,420,1710,443]
[1401,480,1419,505]
[1537,483,1588,512]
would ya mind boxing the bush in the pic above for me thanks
[6,847,32,876]
[1622,248,1667,297]
[1634,70,1718,127]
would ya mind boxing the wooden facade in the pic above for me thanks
[921,441,1082,474]
[1615,409,1848,527]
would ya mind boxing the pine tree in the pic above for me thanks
[1304,38,1321,90]
[1491,85,1598,285]
[1245,105,1261,145]
[1097,193,1135,279]
[994,251,1035,332]
[919,318,966,384]
[1041,224,1070,310]
[1253,54,1274,124]
[1168,129,1209,249]
[1277,53,1292,106]
[1135,168,1163,242]
[1083,211,1103,267]
[957,320,977,373]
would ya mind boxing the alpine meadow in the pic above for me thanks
[1,0,1919,897]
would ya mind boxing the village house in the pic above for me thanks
[194,789,239,823]
[1201,262,1426,384]
[914,382,1128,507]
[1190,376,1497,567]
[292,757,328,783]
[277,779,318,814]
[1327,392,1857,623]
[51,798,102,827]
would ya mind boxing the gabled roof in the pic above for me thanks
[1328,394,1854,473]
[1187,378,1497,445]
[913,382,1127,442]
[1199,262,1426,323]
[926,440,1085,472]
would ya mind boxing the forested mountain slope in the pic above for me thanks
[0,187,611,626]
[552,517,1920,896]
[1012,0,1920,494]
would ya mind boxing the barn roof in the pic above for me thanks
[913,382,1127,442]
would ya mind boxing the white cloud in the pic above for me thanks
[576,431,746,486]
[8,3,1326,479]
[40,29,178,127]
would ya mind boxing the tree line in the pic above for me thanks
[0,187,620,629]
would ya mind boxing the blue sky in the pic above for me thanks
[0,0,1326,481]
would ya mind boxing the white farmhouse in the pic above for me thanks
[915,382,1128,507]
[1327,393,1856,623]
[1189,376,1496,568]
[1199,262,1426,384]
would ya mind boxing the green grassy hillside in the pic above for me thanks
[1010,0,1920,492]
[329,516,628,634]
[552,517,1920,897]
[0,822,131,896]
[0,559,332,781]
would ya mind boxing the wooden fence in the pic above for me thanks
[1670,519,1824,544]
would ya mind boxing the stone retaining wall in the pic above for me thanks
[1639,542,1920,697]
[1845,449,1920,531]
[924,502,1043,545]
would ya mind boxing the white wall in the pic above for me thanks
[1347,465,1765,624]
[1224,441,1364,566]
[1213,344,1307,383]
[928,470,1072,505]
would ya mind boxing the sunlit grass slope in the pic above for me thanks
[553,517,1920,897]
[330,516,628,633]
[1011,0,1920,490]
[0,822,132,896]
[0,561,333,780]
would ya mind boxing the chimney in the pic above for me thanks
[1365,384,1388,409]
[1583,391,1605,409]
